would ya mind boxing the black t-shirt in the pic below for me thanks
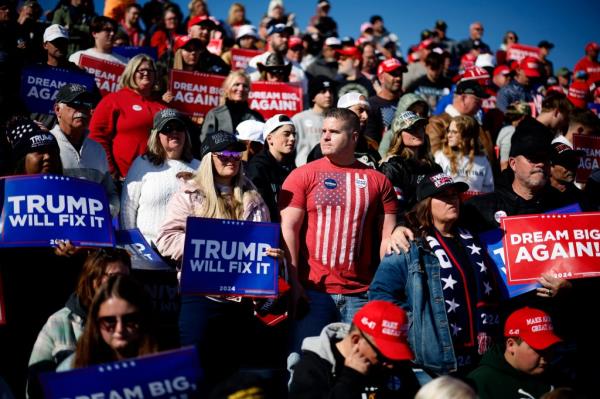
[364,95,398,144]
[405,75,452,109]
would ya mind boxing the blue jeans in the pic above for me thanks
[289,289,369,354]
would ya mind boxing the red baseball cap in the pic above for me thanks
[187,15,218,31]
[520,56,541,78]
[568,80,590,108]
[174,35,202,52]
[336,46,361,60]
[377,58,407,76]
[504,307,562,351]
[288,35,302,49]
[585,42,600,53]
[494,65,511,77]
[457,66,490,86]
[353,300,414,361]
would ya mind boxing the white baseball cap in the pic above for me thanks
[337,92,370,109]
[236,24,259,40]
[262,114,294,140]
[324,37,342,47]
[236,120,265,143]
[43,24,69,42]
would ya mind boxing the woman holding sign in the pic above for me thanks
[156,131,282,392]
[369,172,501,376]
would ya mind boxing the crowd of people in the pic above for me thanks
[1,0,600,398]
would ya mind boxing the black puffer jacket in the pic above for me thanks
[245,148,295,222]
[379,156,442,215]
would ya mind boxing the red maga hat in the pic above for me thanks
[504,307,562,351]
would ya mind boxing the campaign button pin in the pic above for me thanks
[494,210,507,223]
[355,177,367,189]
[132,104,143,111]
[324,178,337,189]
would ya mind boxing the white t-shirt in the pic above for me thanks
[69,48,128,66]
[435,150,494,193]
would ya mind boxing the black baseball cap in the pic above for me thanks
[201,131,246,158]
[55,83,96,106]
[416,173,469,202]
[550,142,585,169]
[538,40,554,49]
[153,108,186,132]
[509,118,553,161]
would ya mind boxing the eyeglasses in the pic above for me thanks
[214,151,242,162]
[359,330,394,365]
[161,123,185,133]
[98,312,141,332]
[100,27,115,33]
[136,68,155,76]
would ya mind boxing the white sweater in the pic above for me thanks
[120,156,200,245]
[434,150,494,193]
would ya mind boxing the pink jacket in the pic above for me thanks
[156,177,270,263]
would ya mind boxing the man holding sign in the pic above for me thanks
[280,108,398,353]
[69,16,127,66]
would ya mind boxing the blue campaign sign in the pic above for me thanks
[181,217,280,297]
[0,175,114,248]
[40,346,201,399]
[478,203,582,298]
[116,229,170,271]
[113,46,158,60]
[20,65,96,114]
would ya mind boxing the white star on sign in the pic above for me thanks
[445,298,460,313]
[441,275,458,290]
[477,261,487,273]
[484,281,492,295]
[451,323,462,336]
[467,243,482,255]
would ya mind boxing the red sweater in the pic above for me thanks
[89,87,166,178]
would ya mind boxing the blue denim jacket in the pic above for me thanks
[369,239,457,374]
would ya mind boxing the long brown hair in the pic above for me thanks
[74,275,157,368]
[404,197,434,240]
[386,122,436,166]
[75,248,132,310]
[442,115,481,175]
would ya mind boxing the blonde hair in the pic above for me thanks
[415,376,477,399]
[118,54,158,93]
[220,70,250,105]
[425,115,450,154]
[442,115,481,175]
[386,122,435,167]
[192,153,248,219]
[227,3,245,26]
[188,0,208,17]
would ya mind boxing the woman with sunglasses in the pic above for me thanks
[369,173,501,376]
[27,249,131,396]
[434,115,494,194]
[57,274,157,370]
[257,52,292,83]
[121,109,200,246]
[89,54,166,181]
[156,131,281,392]
[200,71,264,145]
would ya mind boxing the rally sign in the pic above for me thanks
[506,44,541,62]
[79,54,125,96]
[573,134,600,183]
[20,64,96,114]
[181,218,279,297]
[40,346,201,399]
[113,46,158,60]
[0,175,114,248]
[207,38,223,56]
[169,70,225,117]
[231,48,264,70]
[249,81,303,119]
[502,212,600,284]
[116,229,169,270]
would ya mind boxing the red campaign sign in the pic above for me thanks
[231,48,264,70]
[78,55,125,97]
[502,212,600,284]
[506,44,541,62]
[207,38,223,56]
[169,69,225,117]
[0,273,5,325]
[249,81,303,119]
[573,134,600,183]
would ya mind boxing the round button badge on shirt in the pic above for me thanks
[132,104,143,111]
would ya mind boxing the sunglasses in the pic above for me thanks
[359,330,395,365]
[65,100,93,109]
[268,68,287,75]
[214,151,242,162]
[161,123,185,133]
[98,312,141,332]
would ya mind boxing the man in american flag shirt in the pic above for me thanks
[280,108,399,353]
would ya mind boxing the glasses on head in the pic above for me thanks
[136,68,155,76]
[213,151,242,162]
[161,123,185,134]
[98,312,141,332]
